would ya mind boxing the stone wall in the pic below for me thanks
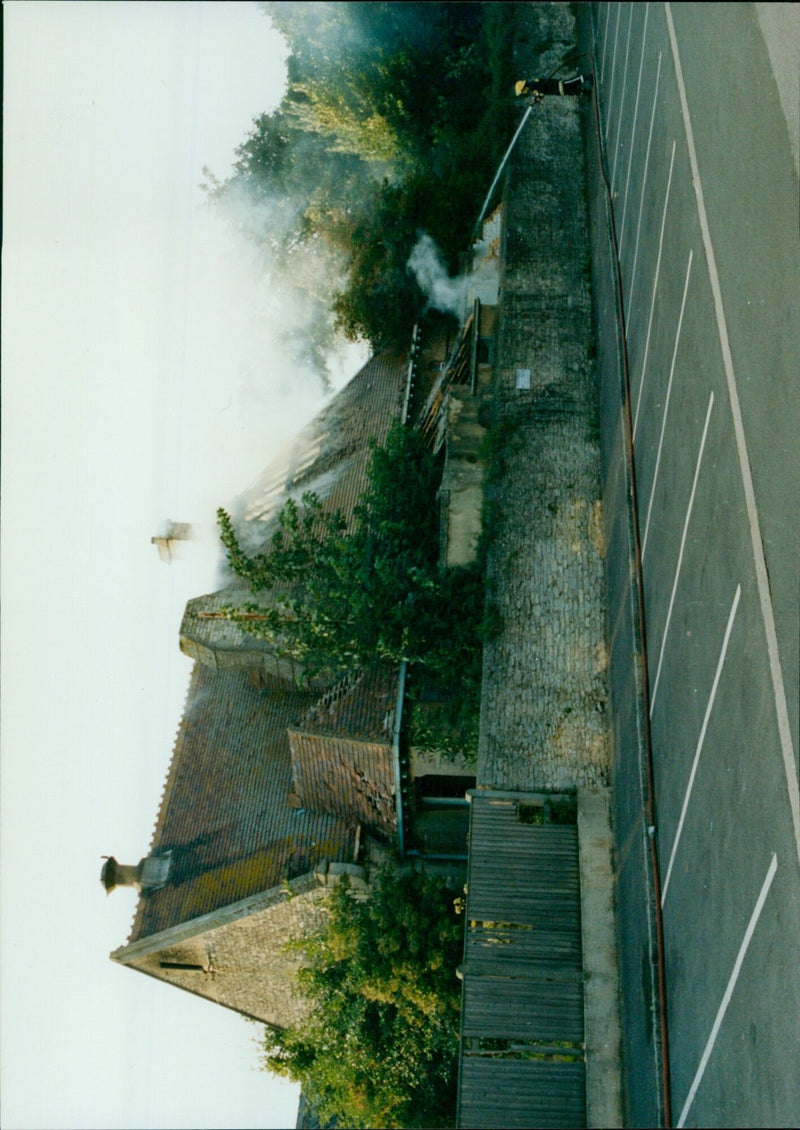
[477,3,610,793]
[125,871,353,1028]
[439,388,488,567]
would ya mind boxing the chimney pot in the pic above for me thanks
[100,857,141,893]
[101,852,171,893]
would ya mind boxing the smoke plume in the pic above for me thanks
[407,233,471,320]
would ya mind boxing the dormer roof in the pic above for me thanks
[125,663,358,945]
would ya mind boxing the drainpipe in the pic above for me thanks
[405,851,469,863]
[470,298,481,396]
[402,325,419,426]
[392,660,408,856]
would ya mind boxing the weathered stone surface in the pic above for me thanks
[125,874,333,1028]
[477,1,610,795]
[439,388,488,567]
[579,787,624,1128]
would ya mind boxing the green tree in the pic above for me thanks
[264,867,465,1128]
[331,174,430,347]
[207,2,517,349]
[217,422,488,691]
[287,78,402,165]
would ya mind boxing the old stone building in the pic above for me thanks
[102,6,625,1118]
[104,348,419,1028]
[103,329,489,1027]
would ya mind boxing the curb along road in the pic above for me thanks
[577,6,670,1126]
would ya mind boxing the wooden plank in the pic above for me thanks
[459,1056,586,1129]
[457,790,587,1126]
[462,976,584,1041]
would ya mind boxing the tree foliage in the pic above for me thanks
[206,2,517,348]
[217,422,488,698]
[264,867,465,1128]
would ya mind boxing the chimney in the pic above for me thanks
[151,520,193,563]
[101,852,171,894]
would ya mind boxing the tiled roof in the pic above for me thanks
[288,732,397,839]
[180,347,409,672]
[288,664,399,837]
[237,346,409,534]
[128,664,358,942]
[296,663,399,742]
[126,351,410,944]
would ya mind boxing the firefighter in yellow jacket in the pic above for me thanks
[515,73,593,100]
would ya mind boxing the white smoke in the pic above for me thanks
[407,232,471,320]
[158,193,368,539]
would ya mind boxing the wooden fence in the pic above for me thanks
[419,302,479,451]
[457,791,586,1129]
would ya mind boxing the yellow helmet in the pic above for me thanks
[514,80,527,96]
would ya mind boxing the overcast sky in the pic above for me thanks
[1,4,366,1128]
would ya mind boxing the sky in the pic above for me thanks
[1,4,367,1128]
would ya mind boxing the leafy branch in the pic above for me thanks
[263,867,464,1128]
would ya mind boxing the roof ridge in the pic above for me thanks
[293,661,398,742]
[146,662,200,857]
[126,662,202,943]
[234,346,409,530]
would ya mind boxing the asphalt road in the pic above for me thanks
[588,4,799,1127]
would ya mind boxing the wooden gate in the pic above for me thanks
[457,791,586,1129]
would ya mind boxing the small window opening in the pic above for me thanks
[517,797,577,825]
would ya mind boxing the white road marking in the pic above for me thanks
[649,388,714,716]
[661,584,742,906]
[618,4,651,257]
[676,853,779,1127]
[599,3,613,86]
[665,2,800,865]
[612,4,635,189]
[605,4,623,140]
[628,50,659,302]
[632,137,675,436]
[641,249,693,560]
